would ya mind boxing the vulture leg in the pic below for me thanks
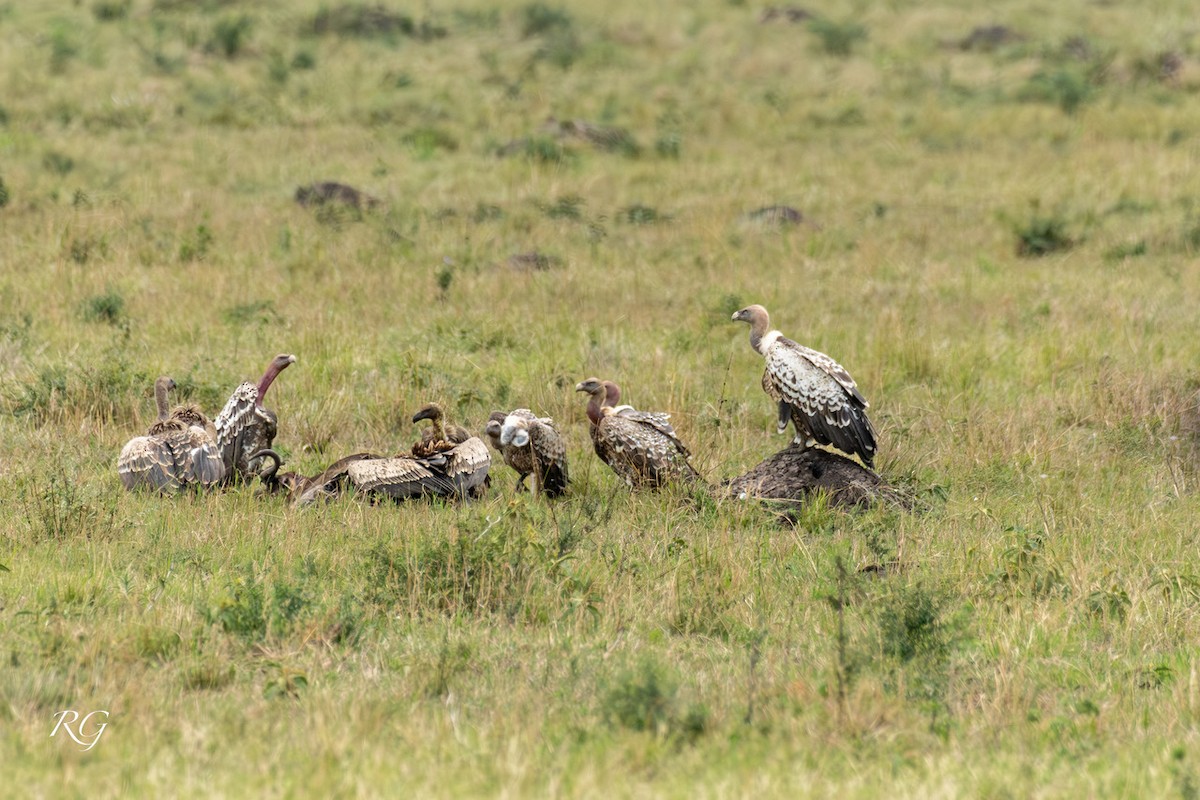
[515,473,529,493]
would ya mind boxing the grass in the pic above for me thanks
[3,0,1200,796]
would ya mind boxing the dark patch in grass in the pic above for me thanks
[520,3,572,37]
[42,152,74,175]
[295,181,380,211]
[760,6,812,24]
[807,17,867,57]
[1011,209,1075,257]
[541,194,585,220]
[545,117,641,156]
[92,0,130,21]
[178,224,214,262]
[495,136,574,163]
[401,126,458,157]
[1104,240,1147,261]
[311,4,447,41]
[208,14,253,58]
[743,205,805,226]
[506,251,562,271]
[958,25,1022,51]
[81,290,125,325]
[0,177,8,208]
[617,204,668,224]
[601,656,709,741]
[1019,67,1094,114]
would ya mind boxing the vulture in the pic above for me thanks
[257,404,490,505]
[252,449,381,507]
[214,353,296,483]
[411,402,473,457]
[344,435,491,502]
[574,378,700,489]
[118,376,224,492]
[484,407,569,496]
[731,304,877,468]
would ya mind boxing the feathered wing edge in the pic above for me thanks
[763,340,878,467]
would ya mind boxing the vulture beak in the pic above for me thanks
[411,405,440,424]
[731,309,746,322]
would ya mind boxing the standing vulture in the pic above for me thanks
[574,378,700,489]
[214,353,296,483]
[118,376,225,492]
[484,407,569,496]
[732,304,877,468]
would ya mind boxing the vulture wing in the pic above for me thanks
[596,414,699,488]
[764,338,877,466]
[292,452,381,506]
[118,436,182,493]
[214,382,258,476]
[171,426,226,487]
[347,456,443,500]
[527,420,569,496]
[443,437,491,496]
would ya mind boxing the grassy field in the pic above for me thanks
[4,0,1200,795]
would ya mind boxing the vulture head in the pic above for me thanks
[411,402,444,425]
[574,378,604,397]
[731,305,774,353]
[257,354,297,406]
[484,411,506,450]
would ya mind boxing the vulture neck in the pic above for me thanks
[751,322,780,355]
[585,392,604,426]
[255,364,284,407]
[153,381,171,422]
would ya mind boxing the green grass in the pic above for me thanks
[4,0,1200,796]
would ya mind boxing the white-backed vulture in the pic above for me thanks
[214,353,296,482]
[118,376,224,492]
[484,407,570,496]
[574,378,700,489]
[732,304,877,468]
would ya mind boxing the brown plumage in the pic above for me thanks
[347,436,491,502]
[732,304,877,468]
[484,407,570,496]
[214,353,296,483]
[411,402,472,458]
[118,376,224,492]
[252,448,381,506]
[574,378,700,489]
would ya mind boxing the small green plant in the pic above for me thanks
[178,224,214,262]
[1104,240,1147,261]
[542,194,585,220]
[520,3,572,37]
[1019,68,1093,114]
[808,17,867,56]
[81,290,125,325]
[42,152,74,175]
[602,656,709,741]
[618,204,667,224]
[209,15,253,58]
[0,177,9,208]
[402,127,459,157]
[1012,209,1074,257]
[92,0,130,21]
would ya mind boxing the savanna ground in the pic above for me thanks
[2,0,1200,796]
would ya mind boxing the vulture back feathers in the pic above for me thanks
[118,376,224,492]
[574,378,700,489]
[215,353,296,482]
[733,304,877,468]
